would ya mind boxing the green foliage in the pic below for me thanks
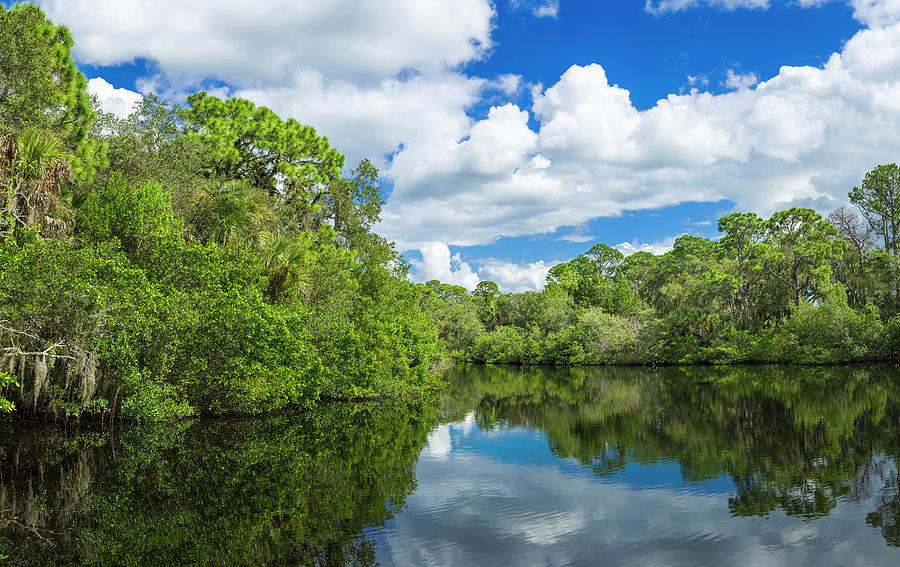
[76,174,177,262]
[850,163,900,254]
[763,207,844,306]
[184,92,344,191]
[438,192,900,367]
[186,179,272,246]
[1,129,75,237]
[779,295,884,363]
[546,249,641,314]
[95,94,206,213]
[719,212,763,326]
[471,326,530,364]
[577,308,643,364]
[0,371,16,413]
[3,160,442,418]
[0,4,101,182]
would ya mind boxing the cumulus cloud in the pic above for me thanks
[378,18,900,253]
[88,77,142,119]
[233,70,486,169]
[42,0,900,284]
[409,242,481,290]
[407,242,557,292]
[38,0,494,86]
[851,0,900,26]
[478,259,558,292]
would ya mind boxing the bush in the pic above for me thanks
[470,326,530,364]
[778,299,884,363]
[577,308,643,364]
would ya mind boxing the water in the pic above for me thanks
[2,365,900,566]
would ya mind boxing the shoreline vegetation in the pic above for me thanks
[427,207,900,366]
[1,5,899,421]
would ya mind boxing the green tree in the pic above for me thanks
[850,164,900,255]
[98,94,207,214]
[184,92,344,192]
[1,129,73,237]
[474,280,500,299]
[258,230,312,303]
[828,207,879,308]
[186,179,273,247]
[585,243,624,277]
[0,4,102,182]
[473,280,501,329]
[763,207,844,307]
[718,212,763,326]
[547,245,640,314]
[620,250,660,304]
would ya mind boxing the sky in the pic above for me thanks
[29,0,900,291]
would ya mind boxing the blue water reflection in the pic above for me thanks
[368,365,900,567]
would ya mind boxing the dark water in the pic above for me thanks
[3,365,900,566]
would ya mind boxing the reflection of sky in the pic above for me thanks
[366,414,900,567]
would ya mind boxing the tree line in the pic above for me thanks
[423,175,900,365]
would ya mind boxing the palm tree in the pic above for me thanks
[1,129,73,238]
[188,179,272,246]
[258,231,311,302]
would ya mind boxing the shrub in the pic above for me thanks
[778,299,883,363]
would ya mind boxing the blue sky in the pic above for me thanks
[31,0,900,290]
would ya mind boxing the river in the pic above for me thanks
[2,364,900,565]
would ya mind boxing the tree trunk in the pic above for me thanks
[738,256,749,327]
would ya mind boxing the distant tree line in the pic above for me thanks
[422,172,900,365]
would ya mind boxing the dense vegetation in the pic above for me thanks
[0,5,443,419]
[426,197,900,365]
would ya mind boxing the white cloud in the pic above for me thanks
[378,20,900,253]
[88,77,142,119]
[233,70,486,170]
[687,74,710,87]
[39,0,494,85]
[534,1,560,18]
[408,242,557,292]
[645,0,770,16]
[645,0,900,26]
[614,236,680,256]
[478,259,558,292]
[491,74,523,96]
[851,0,900,26]
[42,0,900,277]
[724,69,759,90]
[409,242,481,290]
[511,0,560,18]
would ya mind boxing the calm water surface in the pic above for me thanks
[3,365,900,566]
